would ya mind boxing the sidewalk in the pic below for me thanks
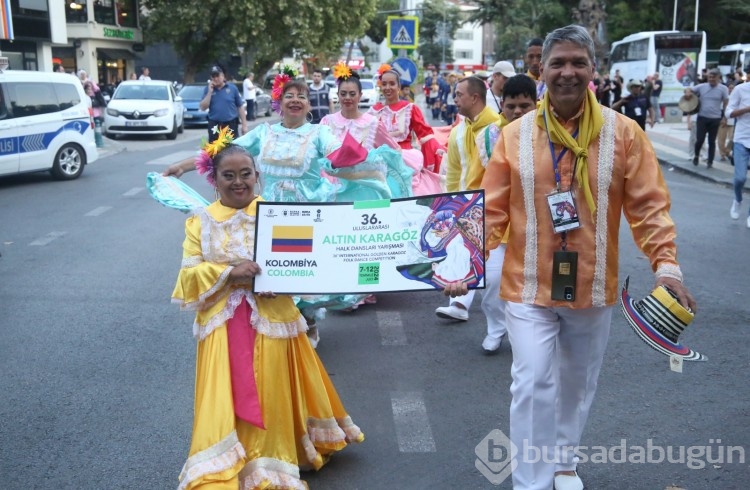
[646,118,748,192]
[97,136,126,159]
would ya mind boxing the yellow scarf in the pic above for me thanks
[497,112,510,128]
[534,88,603,215]
[465,106,500,168]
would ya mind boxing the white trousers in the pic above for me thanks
[447,246,506,339]
[505,302,613,490]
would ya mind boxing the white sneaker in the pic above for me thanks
[435,304,469,321]
[731,201,741,220]
[747,215,750,229]
[554,472,584,490]
[481,335,503,354]
[307,326,320,349]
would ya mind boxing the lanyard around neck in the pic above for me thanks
[542,111,579,190]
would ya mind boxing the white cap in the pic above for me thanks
[492,61,516,78]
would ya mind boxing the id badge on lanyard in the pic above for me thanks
[543,116,582,235]
[543,112,581,301]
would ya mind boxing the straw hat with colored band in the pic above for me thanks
[619,276,706,361]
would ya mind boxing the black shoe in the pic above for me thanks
[692,157,699,166]
[730,155,734,166]
[707,161,713,168]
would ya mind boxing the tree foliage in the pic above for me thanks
[466,0,750,69]
[364,0,401,45]
[418,0,465,68]
[142,0,377,82]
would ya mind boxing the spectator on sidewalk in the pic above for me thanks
[612,79,655,130]
[651,72,663,122]
[718,84,736,162]
[243,72,257,122]
[685,68,729,168]
[687,113,708,162]
[725,77,750,227]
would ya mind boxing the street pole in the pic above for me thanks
[694,0,699,31]
[441,8,446,68]
[672,0,677,31]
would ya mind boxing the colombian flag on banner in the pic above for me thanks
[271,226,314,253]
[0,0,13,40]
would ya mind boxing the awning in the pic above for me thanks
[98,48,138,60]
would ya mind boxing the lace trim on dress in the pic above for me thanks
[592,108,616,307]
[338,415,365,443]
[656,263,683,282]
[196,208,256,264]
[176,267,233,314]
[259,126,318,178]
[177,430,246,490]
[379,103,413,142]
[519,111,539,304]
[238,457,305,490]
[306,416,348,445]
[193,289,308,340]
[325,113,378,149]
[181,255,203,268]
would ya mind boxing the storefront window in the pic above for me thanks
[65,0,87,23]
[94,0,116,25]
[117,0,138,28]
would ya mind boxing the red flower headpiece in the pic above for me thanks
[271,65,299,114]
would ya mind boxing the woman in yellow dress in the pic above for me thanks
[172,129,363,490]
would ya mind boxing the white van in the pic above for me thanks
[0,70,98,180]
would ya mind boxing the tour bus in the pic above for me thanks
[717,44,750,80]
[609,30,707,104]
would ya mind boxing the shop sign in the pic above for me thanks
[103,28,134,40]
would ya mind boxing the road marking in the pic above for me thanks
[377,311,407,346]
[30,231,67,246]
[651,141,689,160]
[85,206,112,217]
[123,187,144,197]
[146,151,196,166]
[391,391,437,453]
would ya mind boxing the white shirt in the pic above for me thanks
[138,74,151,80]
[726,82,750,147]
[486,89,502,113]
[243,79,256,100]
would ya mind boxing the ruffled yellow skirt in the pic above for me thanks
[178,325,363,490]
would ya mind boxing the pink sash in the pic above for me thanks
[226,297,264,429]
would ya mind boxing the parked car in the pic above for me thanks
[231,83,273,119]
[177,83,209,127]
[0,70,98,180]
[104,80,184,139]
[329,78,380,109]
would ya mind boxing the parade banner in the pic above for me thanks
[253,191,485,294]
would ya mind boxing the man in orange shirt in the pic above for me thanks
[448,25,696,490]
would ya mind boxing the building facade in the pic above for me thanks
[1,1,143,86]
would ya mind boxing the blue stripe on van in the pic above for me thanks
[0,120,90,155]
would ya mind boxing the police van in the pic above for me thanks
[0,69,98,180]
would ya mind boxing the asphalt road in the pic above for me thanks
[0,126,748,490]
